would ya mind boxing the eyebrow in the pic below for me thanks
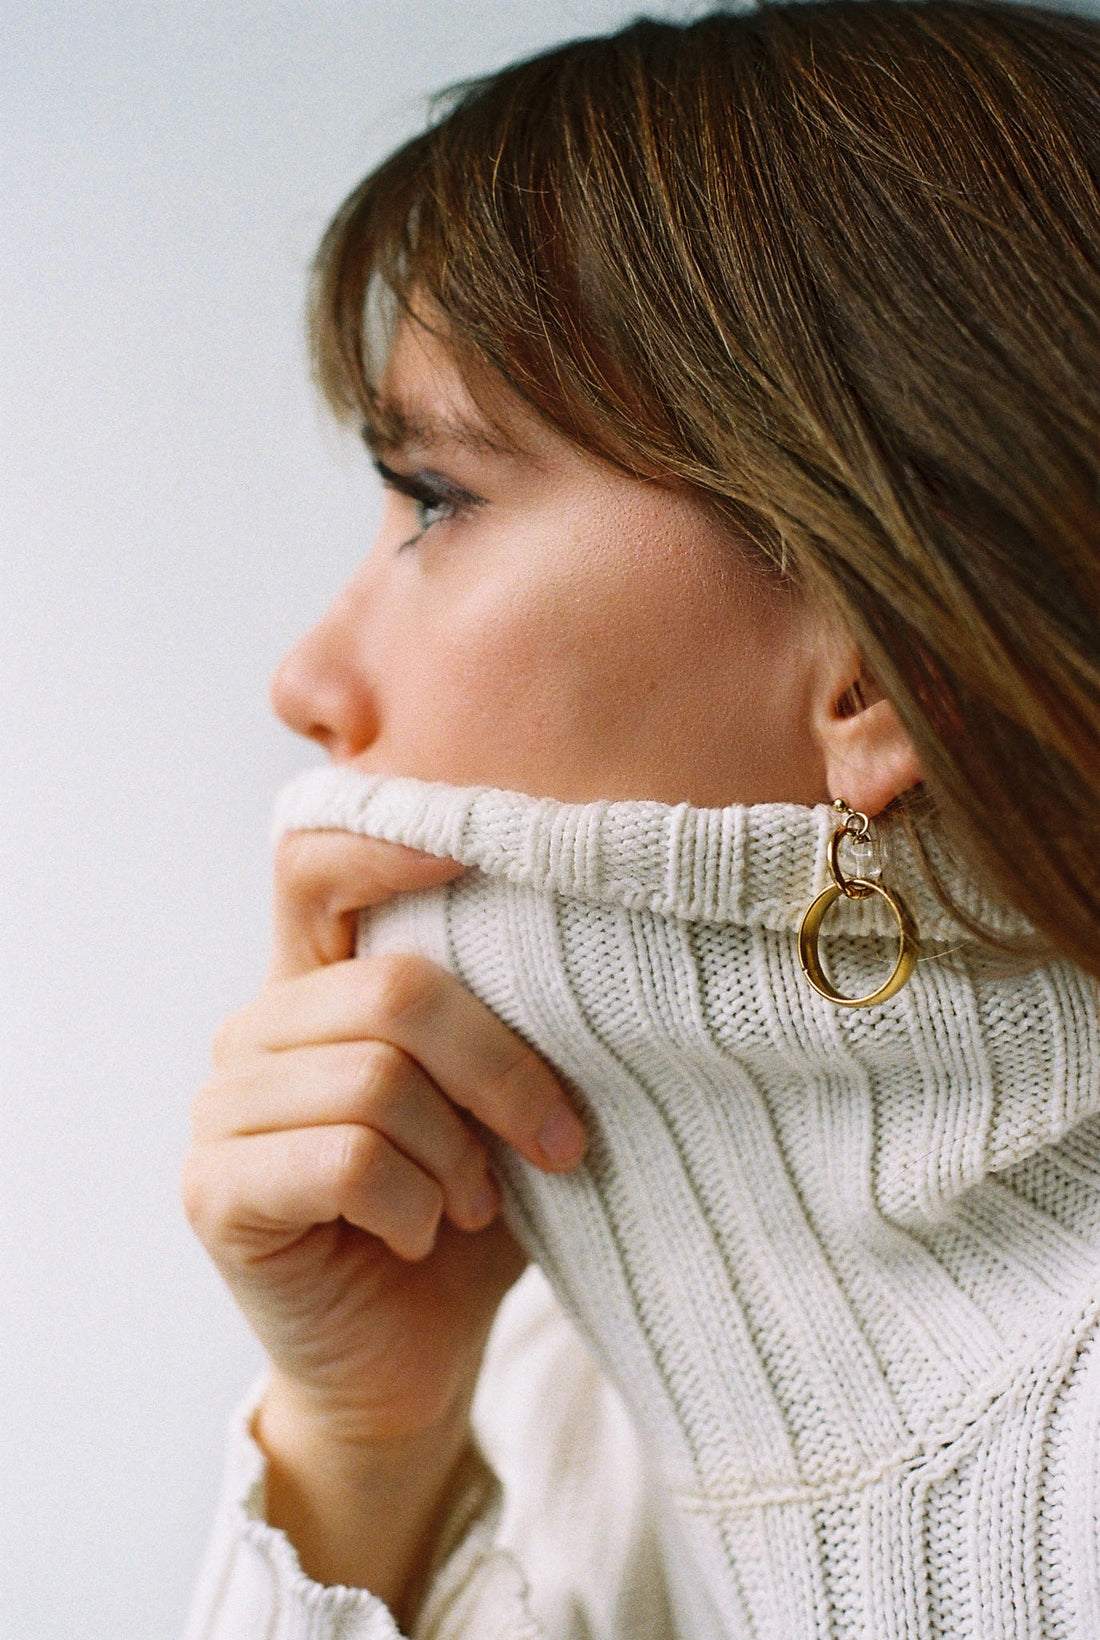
[361,402,522,460]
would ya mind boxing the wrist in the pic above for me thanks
[258,1365,475,1489]
[255,1370,478,1616]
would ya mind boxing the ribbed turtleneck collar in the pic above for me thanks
[273,763,1023,946]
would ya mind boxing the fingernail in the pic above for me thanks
[470,1177,501,1226]
[537,1105,586,1167]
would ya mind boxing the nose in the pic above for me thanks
[270,594,380,761]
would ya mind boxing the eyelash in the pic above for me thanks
[373,459,483,548]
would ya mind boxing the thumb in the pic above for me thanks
[269,830,465,980]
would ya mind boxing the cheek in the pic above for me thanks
[365,508,819,804]
[376,591,590,776]
[404,550,752,741]
[449,602,594,736]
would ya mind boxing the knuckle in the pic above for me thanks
[404,1176,445,1257]
[274,832,356,918]
[325,1123,381,1201]
[273,833,341,926]
[344,1039,407,1114]
[273,830,312,885]
[365,952,438,1030]
[210,1009,248,1069]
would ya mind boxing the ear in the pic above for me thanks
[814,643,923,817]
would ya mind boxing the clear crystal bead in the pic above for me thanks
[838,833,881,882]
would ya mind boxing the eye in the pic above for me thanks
[413,489,456,534]
[372,457,483,549]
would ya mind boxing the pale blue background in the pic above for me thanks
[2,2,1097,1635]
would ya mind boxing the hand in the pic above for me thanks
[182,828,586,1601]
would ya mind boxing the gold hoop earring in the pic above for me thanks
[798,800,920,1008]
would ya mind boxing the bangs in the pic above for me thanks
[306,22,710,477]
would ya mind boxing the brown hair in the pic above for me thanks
[310,0,1100,976]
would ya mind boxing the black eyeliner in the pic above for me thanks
[372,456,482,509]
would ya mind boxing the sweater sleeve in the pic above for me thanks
[179,1382,543,1640]
[181,1271,675,1640]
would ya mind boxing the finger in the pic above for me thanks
[183,1125,446,1265]
[270,830,465,980]
[192,1040,500,1232]
[234,954,587,1173]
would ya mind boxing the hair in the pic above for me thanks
[309,0,1100,977]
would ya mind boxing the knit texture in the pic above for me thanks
[275,765,1100,1640]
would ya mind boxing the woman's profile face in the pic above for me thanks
[272,319,833,808]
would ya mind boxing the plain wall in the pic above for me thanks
[1,4,652,1634]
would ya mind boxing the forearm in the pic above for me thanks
[255,1371,476,1626]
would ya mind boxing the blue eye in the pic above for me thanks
[372,457,483,548]
[413,492,456,533]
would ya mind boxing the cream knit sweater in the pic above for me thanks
[186,767,1100,1640]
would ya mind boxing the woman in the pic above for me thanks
[182,4,1100,1636]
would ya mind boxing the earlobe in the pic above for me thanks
[815,654,923,817]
